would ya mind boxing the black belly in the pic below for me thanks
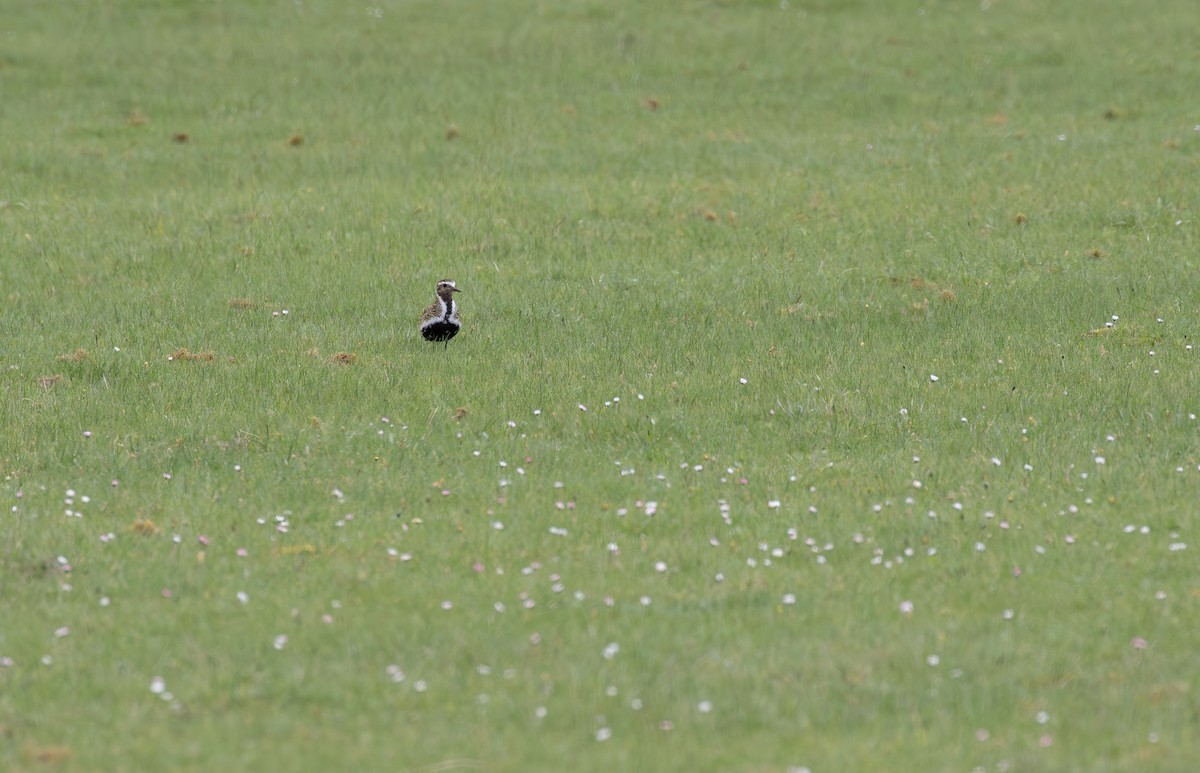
[422,322,459,342]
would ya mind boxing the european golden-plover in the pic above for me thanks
[418,279,462,347]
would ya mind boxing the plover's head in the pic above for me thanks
[436,279,461,294]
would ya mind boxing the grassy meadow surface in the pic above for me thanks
[2,0,1199,769]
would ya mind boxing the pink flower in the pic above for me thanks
[1132,637,1148,650]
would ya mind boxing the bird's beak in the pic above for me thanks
[451,286,462,293]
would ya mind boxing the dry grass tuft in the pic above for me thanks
[26,745,73,764]
[168,348,215,362]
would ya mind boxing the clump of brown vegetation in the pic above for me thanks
[131,519,159,535]
[26,746,73,765]
[168,348,215,362]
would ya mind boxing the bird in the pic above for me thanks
[418,279,462,348]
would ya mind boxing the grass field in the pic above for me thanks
[3,0,1199,770]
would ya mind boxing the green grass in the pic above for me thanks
[3,0,1199,770]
